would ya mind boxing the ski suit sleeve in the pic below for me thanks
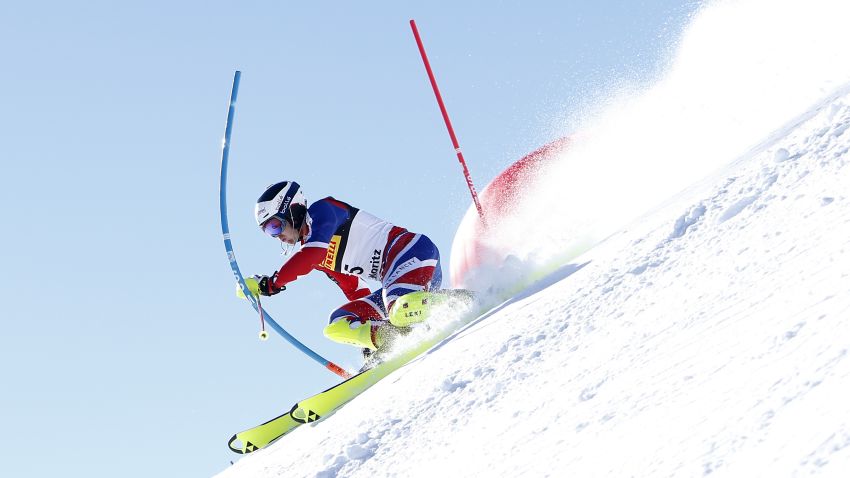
[270,199,349,289]
[324,270,372,301]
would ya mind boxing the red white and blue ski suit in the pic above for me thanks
[269,197,442,331]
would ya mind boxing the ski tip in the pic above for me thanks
[228,434,250,454]
[228,434,244,454]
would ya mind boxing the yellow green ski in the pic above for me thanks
[228,290,477,454]
[227,259,588,455]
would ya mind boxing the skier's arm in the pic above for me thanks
[269,247,327,289]
[324,270,371,301]
[270,199,349,289]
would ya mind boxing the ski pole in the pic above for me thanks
[410,19,486,226]
[256,296,268,341]
[219,70,351,379]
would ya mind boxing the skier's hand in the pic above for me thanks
[256,274,285,297]
[236,276,265,299]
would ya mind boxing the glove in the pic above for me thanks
[256,273,285,297]
[236,274,285,299]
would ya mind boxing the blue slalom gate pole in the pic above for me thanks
[218,71,351,379]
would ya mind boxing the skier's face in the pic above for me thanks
[277,220,300,245]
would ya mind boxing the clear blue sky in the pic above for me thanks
[0,1,698,476]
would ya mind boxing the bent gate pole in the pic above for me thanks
[218,71,351,379]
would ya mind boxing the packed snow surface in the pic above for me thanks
[218,85,850,478]
[218,1,850,476]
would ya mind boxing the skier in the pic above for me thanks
[247,181,443,357]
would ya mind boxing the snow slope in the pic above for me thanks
[217,2,850,476]
[217,82,850,478]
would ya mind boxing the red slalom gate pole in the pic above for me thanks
[410,19,486,226]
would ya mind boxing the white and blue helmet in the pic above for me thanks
[255,181,308,230]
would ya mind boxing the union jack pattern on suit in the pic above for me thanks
[269,197,442,327]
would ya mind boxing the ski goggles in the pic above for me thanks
[261,216,287,237]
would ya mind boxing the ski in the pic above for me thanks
[228,409,302,454]
[228,291,479,454]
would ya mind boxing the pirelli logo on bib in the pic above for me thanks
[323,235,342,270]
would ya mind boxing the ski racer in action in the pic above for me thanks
[246,181,443,358]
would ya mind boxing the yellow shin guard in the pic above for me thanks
[324,320,378,350]
[389,291,442,327]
